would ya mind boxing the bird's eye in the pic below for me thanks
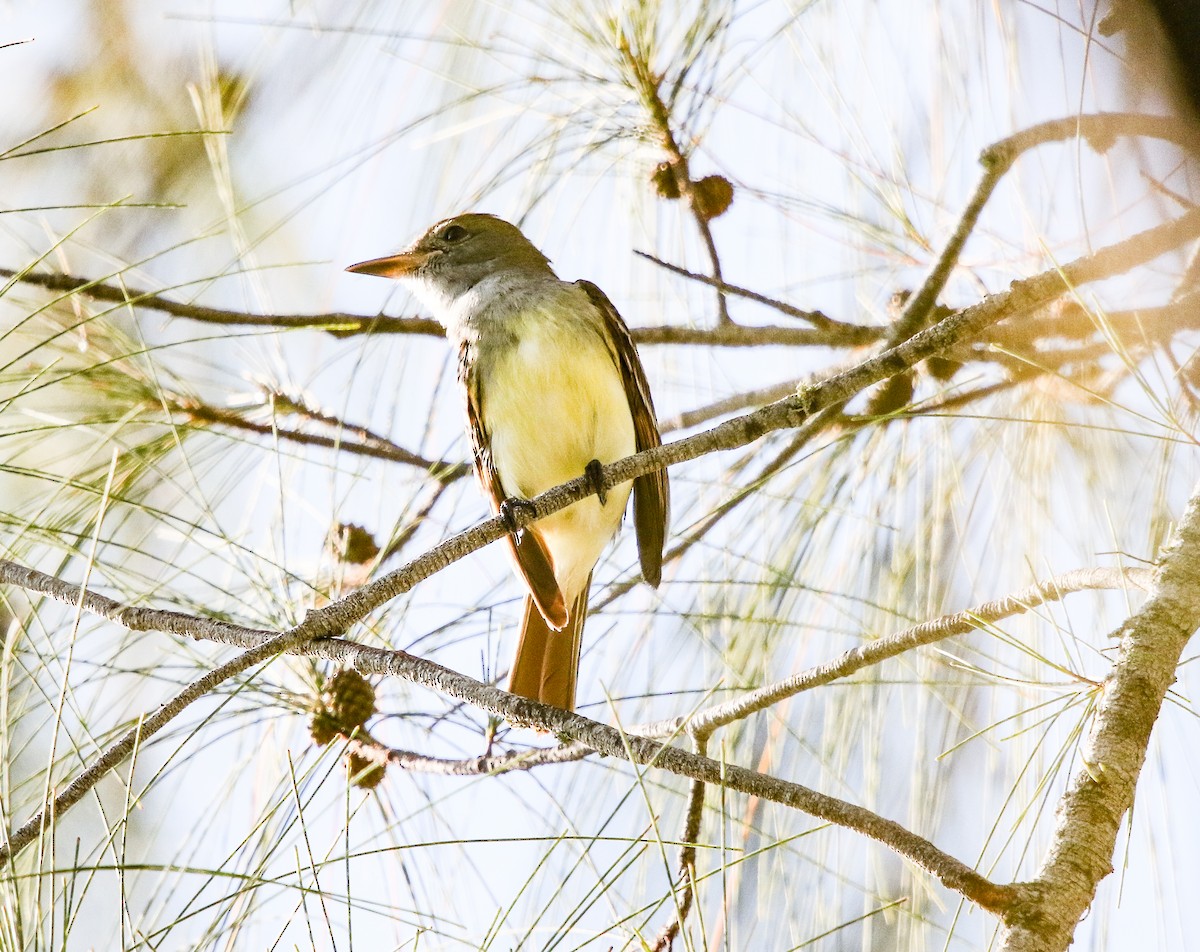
[440,224,468,242]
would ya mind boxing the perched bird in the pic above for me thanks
[347,213,669,710]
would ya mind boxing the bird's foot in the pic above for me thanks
[585,458,608,505]
[499,496,538,533]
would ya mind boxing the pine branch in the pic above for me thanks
[342,734,594,775]
[0,266,443,338]
[0,555,1013,911]
[635,568,1155,741]
[0,265,874,349]
[997,481,1200,949]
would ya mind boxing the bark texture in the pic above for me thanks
[998,483,1200,950]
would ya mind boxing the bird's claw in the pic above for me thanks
[499,496,538,533]
[585,458,608,505]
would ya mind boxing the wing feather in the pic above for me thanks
[575,280,669,587]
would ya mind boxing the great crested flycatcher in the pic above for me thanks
[347,213,669,711]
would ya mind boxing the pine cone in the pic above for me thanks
[347,752,386,789]
[309,709,340,746]
[328,668,376,730]
[693,175,734,220]
[651,161,682,199]
[333,523,380,565]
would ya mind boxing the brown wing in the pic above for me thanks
[459,338,567,627]
[576,280,669,587]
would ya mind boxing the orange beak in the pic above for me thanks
[345,250,430,278]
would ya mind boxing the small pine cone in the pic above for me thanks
[924,355,962,382]
[309,709,340,747]
[692,175,734,220]
[333,523,380,565]
[870,372,915,416]
[347,752,386,790]
[887,289,913,319]
[328,668,376,730]
[651,161,682,199]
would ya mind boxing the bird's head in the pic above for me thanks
[346,213,554,310]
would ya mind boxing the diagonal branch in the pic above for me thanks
[998,482,1200,950]
[616,33,732,324]
[652,733,710,952]
[0,555,1014,912]
[635,567,1156,741]
[176,396,466,479]
[633,250,871,339]
[0,619,321,869]
[879,111,1200,351]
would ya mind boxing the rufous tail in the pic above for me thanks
[508,581,589,711]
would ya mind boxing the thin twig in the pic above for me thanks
[988,112,1200,162]
[177,397,466,480]
[635,567,1155,741]
[652,734,709,952]
[617,34,731,324]
[875,149,1007,358]
[633,250,873,340]
[658,377,807,432]
[630,322,875,347]
[378,479,456,565]
[0,267,443,339]
[871,111,1200,412]
[342,735,594,775]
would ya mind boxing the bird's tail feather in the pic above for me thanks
[509,579,589,711]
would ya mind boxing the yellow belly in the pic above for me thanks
[483,320,636,600]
